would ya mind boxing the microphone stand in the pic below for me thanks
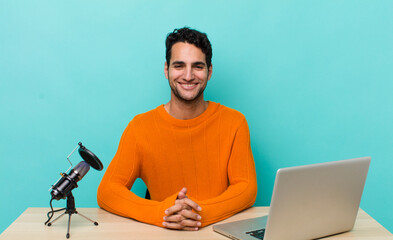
[46,193,98,239]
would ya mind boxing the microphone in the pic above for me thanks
[50,161,90,200]
[45,142,103,236]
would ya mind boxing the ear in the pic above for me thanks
[207,64,213,80]
[164,61,169,79]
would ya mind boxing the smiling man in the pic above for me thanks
[97,27,257,231]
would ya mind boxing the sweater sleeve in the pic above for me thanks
[97,122,178,227]
[196,118,257,227]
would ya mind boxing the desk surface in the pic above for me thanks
[1,207,392,240]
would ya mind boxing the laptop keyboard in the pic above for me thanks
[245,229,265,239]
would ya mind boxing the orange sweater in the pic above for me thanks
[97,101,257,227]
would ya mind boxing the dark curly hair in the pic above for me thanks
[165,27,212,68]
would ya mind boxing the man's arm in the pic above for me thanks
[97,123,178,227]
[196,118,257,227]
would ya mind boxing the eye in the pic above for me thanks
[195,65,204,70]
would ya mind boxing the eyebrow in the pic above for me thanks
[171,61,185,66]
[171,61,207,67]
[193,61,206,66]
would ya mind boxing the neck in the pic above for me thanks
[164,96,208,120]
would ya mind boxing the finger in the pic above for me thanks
[177,187,187,199]
[165,204,183,216]
[177,191,186,199]
[175,199,192,210]
[162,221,199,231]
[179,209,202,221]
[180,219,202,228]
[183,227,199,231]
[162,221,182,230]
[183,198,202,212]
[164,214,185,223]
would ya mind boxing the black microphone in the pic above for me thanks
[45,142,103,233]
[50,161,90,200]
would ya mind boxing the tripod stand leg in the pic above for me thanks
[77,212,99,225]
[47,212,66,226]
[66,213,72,239]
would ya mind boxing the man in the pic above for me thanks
[97,27,257,231]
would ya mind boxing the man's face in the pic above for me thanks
[165,42,212,103]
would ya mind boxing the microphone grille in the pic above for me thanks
[74,161,90,178]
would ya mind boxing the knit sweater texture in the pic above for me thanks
[97,101,257,227]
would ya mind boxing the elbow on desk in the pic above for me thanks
[96,181,114,212]
[96,182,131,220]
[96,182,107,209]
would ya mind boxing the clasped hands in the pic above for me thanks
[162,187,202,231]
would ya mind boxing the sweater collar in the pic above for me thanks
[156,101,220,128]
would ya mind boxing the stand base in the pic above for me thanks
[46,209,98,238]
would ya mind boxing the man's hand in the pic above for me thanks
[162,187,202,231]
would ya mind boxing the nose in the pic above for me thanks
[183,66,194,81]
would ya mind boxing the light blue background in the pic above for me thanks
[1,0,392,234]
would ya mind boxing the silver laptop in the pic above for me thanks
[213,157,371,240]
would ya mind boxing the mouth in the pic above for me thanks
[178,82,199,90]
